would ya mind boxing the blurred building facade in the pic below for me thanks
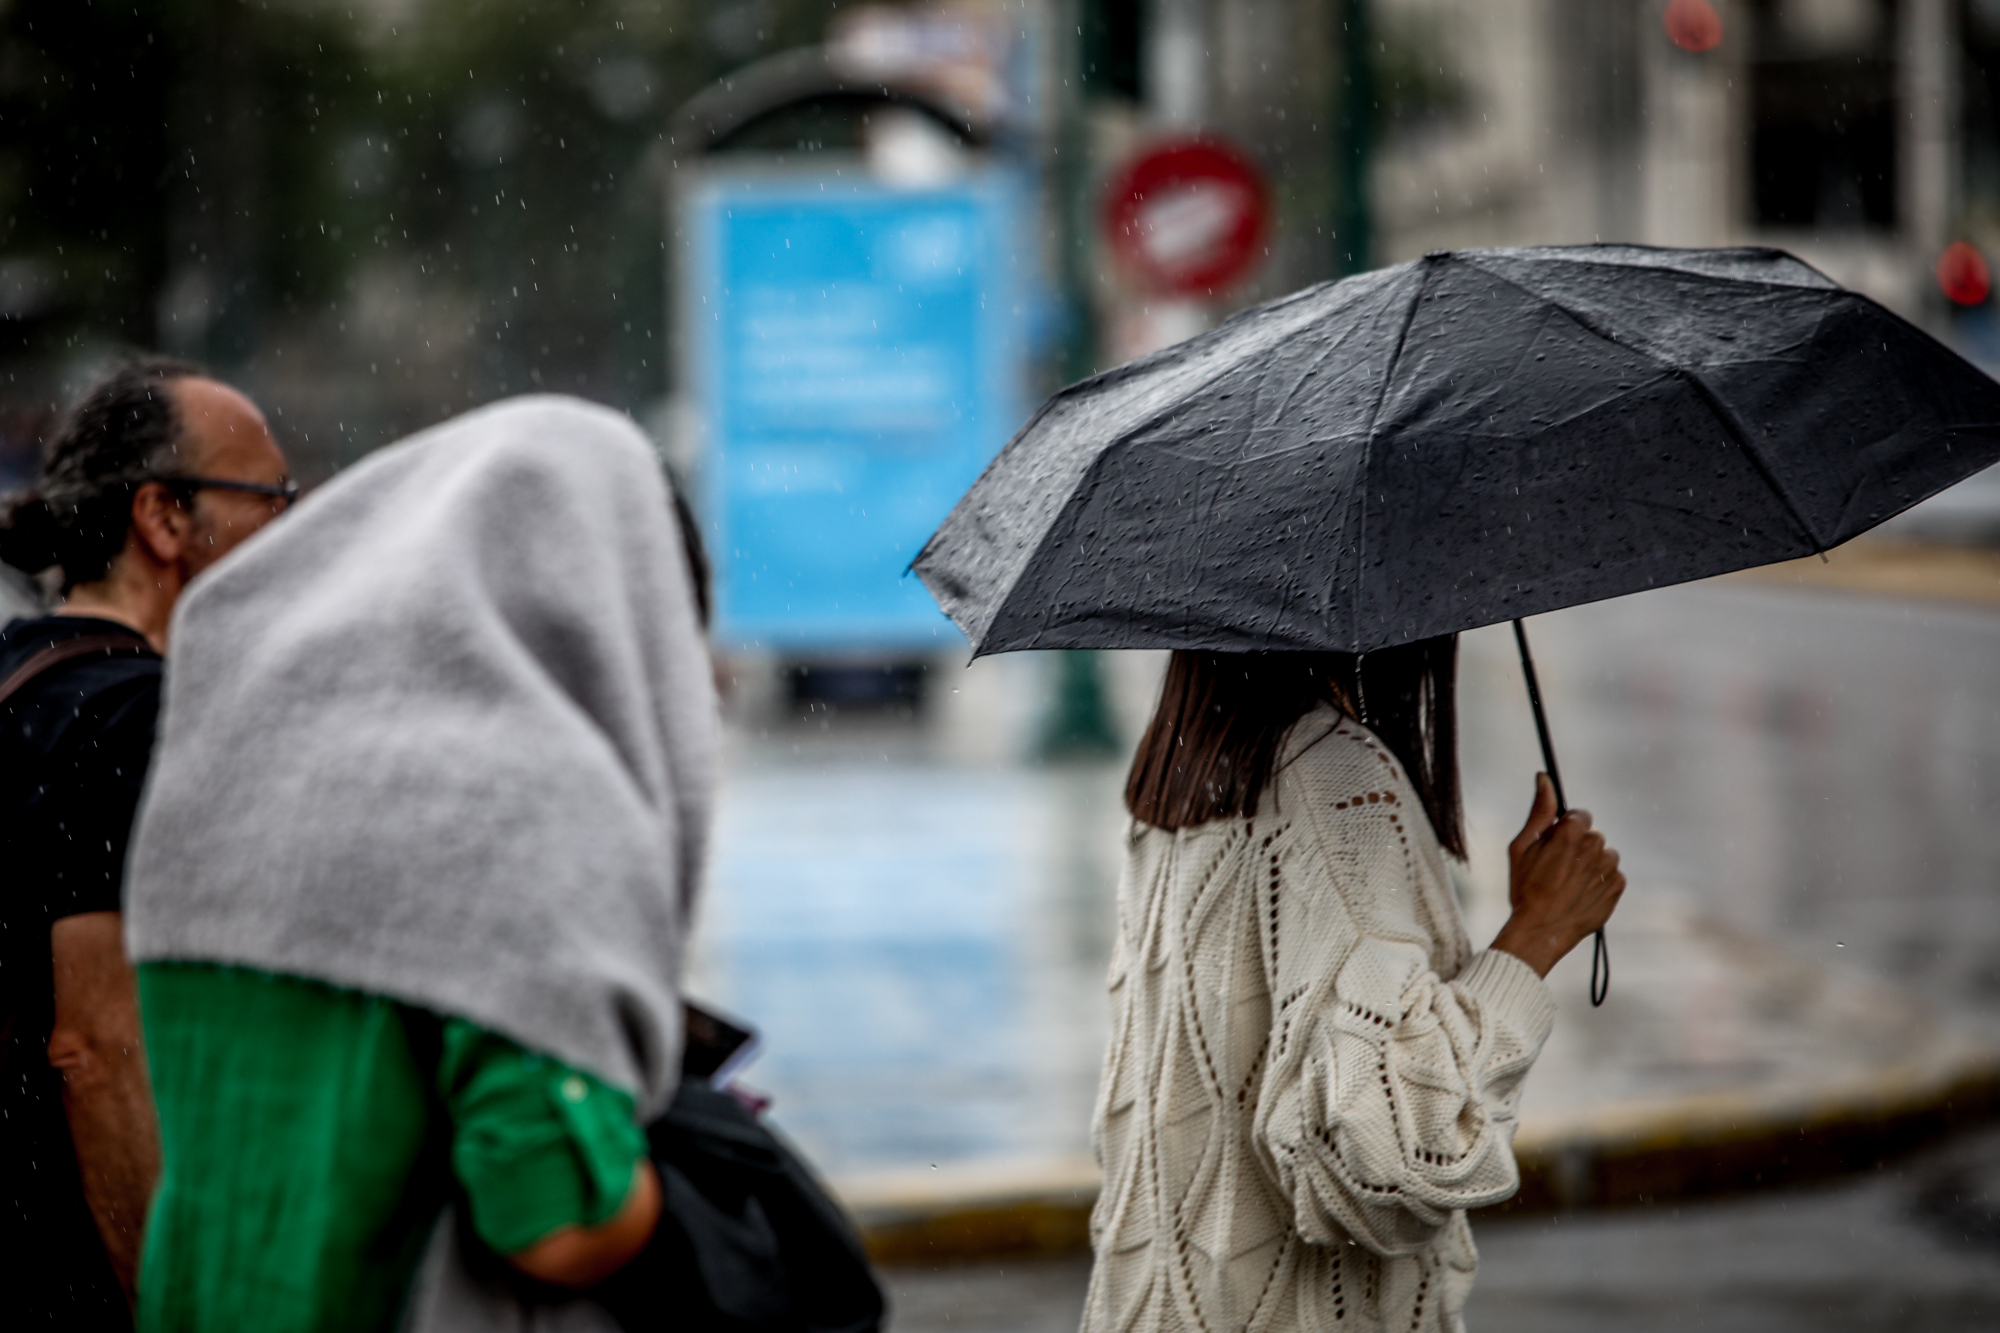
[1081,0,1966,335]
[2,0,1995,485]
[1370,0,1956,326]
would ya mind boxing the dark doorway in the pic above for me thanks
[1746,0,1899,231]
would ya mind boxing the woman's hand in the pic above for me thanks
[1490,774,1626,979]
[506,1159,662,1288]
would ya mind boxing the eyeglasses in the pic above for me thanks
[158,475,301,509]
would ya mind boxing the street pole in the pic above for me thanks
[1335,0,1374,276]
[1040,0,1121,761]
[1056,0,1099,386]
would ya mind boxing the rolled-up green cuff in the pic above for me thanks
[440,1021,647,1254]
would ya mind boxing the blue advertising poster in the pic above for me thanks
[684,169,1027,652]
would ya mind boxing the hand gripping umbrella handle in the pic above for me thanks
[1511,619,1609,1007]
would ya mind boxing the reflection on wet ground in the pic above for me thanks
[1465,582,2000,1033]
[687,728,1125,1172]
[688,580,2000,1177]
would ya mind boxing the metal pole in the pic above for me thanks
[1334,0,1375,276]
[1512,618,1609,1006]
[1056,0,1099,386]
[1042,1,1119,760]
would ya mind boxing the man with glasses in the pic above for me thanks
[0,356,292,1328]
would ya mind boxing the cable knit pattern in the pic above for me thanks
[1084,704,1556,1333]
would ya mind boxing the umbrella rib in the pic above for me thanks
[1351,263,1434,641]
[1470,246,1838,294]
[1362,263,1432,447]
[1459,260,1829,553]
[913,361,1239,648]
[985,342,1309,650]
[1669,369,1826,551]
[1267,312,1375,425]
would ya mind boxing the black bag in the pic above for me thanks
[593,1078,886,1333]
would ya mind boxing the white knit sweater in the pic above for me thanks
[1085,704,1555,1333]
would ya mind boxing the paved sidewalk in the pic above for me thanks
[881,1126,2000,1333]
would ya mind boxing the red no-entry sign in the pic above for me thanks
[1103,137,1270,298]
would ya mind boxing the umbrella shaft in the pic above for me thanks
[1511,619,1567,815]
[1513,619,1608,1007]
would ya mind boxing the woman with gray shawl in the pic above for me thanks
[123,397,718,1331]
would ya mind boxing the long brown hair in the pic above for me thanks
[1123,638,1465,857]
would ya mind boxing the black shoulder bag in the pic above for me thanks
[590,1009,885,1333]
[593,1079,885,1333]
[438,1012,884,1330]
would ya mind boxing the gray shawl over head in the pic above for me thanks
[127,395,717,1115]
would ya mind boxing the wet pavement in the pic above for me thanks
[1458,580,2000,1037]
[687,575,2000,1180]
[686,749,1120,1169]
[881,1124,2000,1333]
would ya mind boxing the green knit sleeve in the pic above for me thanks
[436,1020,649,1255]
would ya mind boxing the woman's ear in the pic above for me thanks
[1325,676,1357,718]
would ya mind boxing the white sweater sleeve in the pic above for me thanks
[1250,792,1555,1259]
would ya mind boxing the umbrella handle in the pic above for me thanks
[1512,619,1610,1007]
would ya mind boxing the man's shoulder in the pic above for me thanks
[0,617,162,751]
[2,614,158,658]
[1,616,161,686]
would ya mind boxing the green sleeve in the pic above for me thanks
[436,1020,649,1255]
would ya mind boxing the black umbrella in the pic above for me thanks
[912,245,2000,1000]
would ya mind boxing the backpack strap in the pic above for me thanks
[0,631,156,711]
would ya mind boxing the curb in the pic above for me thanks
[1494,1045,2000,1214]
[838,1157,1099,1267]
[1725,539,2000,610]
[836,1046,2000,1265]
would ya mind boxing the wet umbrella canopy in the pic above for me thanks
[913,245,2000,656]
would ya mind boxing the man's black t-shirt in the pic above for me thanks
[1,615,162,1328]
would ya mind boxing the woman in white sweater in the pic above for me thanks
[1085,640,1624,1333]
